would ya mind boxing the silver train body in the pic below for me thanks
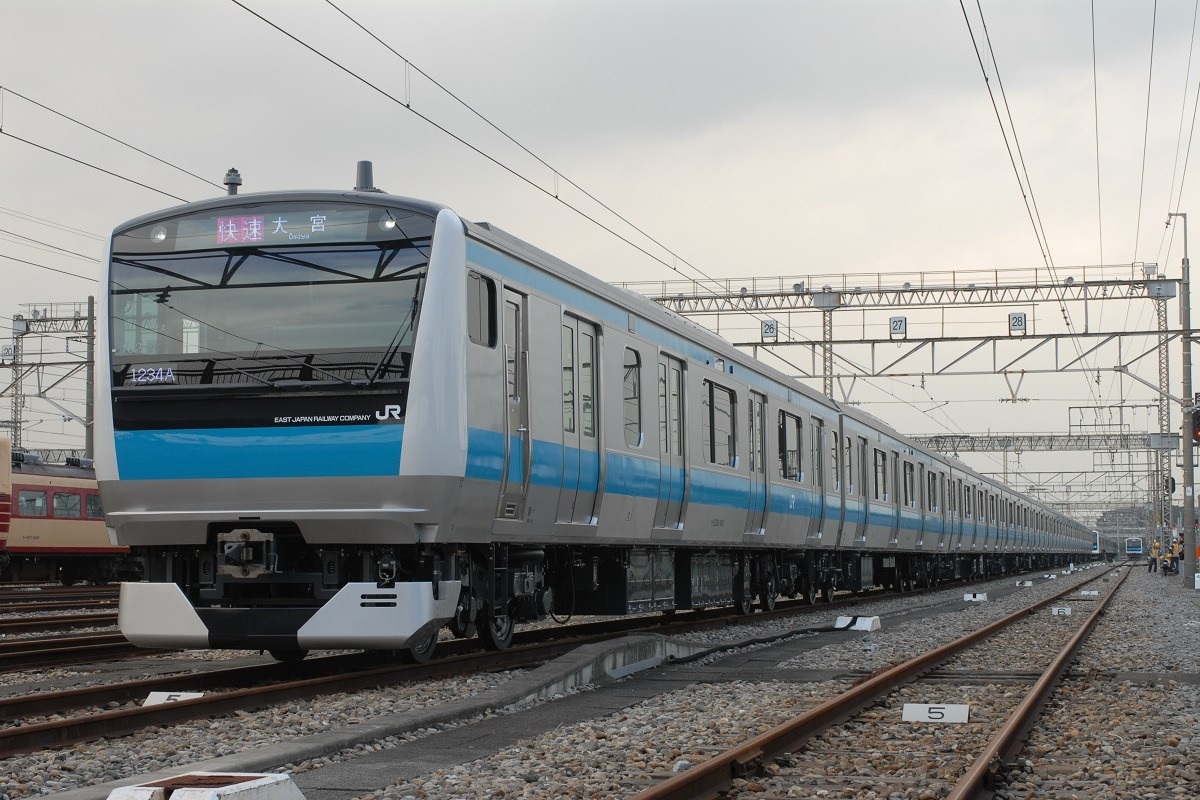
[98,175,1095,658]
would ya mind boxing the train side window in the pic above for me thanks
[18,490,47,517]
[703,380,736,467]
[466,271,497,347]
[54,492,82,518]
[623,348,642,447]
[86,494,103,519]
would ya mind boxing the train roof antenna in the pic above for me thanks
[355,160,383,192]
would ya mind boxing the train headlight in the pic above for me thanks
[151,225,168,243]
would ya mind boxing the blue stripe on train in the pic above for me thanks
[113,425,404,480]
[115,425,1014,546]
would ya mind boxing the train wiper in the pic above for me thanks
[363,273,422,387]
[265,352,355,387]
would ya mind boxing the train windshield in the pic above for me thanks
[109,208,433,388]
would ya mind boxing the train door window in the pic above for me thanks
[891,450,900,503]
[623,348,642,447]
[466,271,496,347]
[858,438,867,498]
[505,300,522,401]
[580,329,596,437]
[561,325,575,433]
[844,435,854,493]
[873,449,886,500]
[659,360,684,456]
[54,492,82,518]
[18,490,47,517]
[749,394,766,475]
[86,494,103,519]
[658,363,669,452]
[989,494,996,524]
[831,431,841,490]
[926,470,937,511]
[810,417,824,488]
[779,411,802,481]
[903,462,915,507]
[703,380,736,467]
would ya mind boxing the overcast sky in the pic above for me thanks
[2,1,1198,514]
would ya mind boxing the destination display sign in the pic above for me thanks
[183,207,371,248]
[113,202,433,254]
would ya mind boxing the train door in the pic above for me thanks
[498,290,530,519]
[655,355,686,529]
[807,416,826,538]
[917,463,928,545]
[850,436,868,542]
[746,392,768,534]
[556,317,600,524]
[889,450,901,544]
[935,471,948,549]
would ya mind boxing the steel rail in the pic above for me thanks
[0,612,117,634]
[0,637,580,758]
[0,632,142,670]
[944,567,1130,800]
[628,565,1121,800]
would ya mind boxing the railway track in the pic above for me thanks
[0,611,118,635]
[0,597,847,758]
[0,567,1076,762]
[0,632,144,671]
[629,565,1126,799]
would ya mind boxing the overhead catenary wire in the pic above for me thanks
[1131,2,1159,263]
[0,86,223,192]
[0,130,189,203]
[960,0,1105,415]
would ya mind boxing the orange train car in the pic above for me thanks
[1,437,141,585]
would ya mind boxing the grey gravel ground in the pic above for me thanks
[2,563,1195,800]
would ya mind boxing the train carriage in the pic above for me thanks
[0,436,139,584]
[100,163,1095,661]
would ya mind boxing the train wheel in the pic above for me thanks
[399,631,438,663]
[477,603,514,651]
[803,579,818,605]
[758,573,778,612]
[734,584,754,615]
[821,579,836,604]
[449,592,477,639]
[268,649,308,664]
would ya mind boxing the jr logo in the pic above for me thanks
[376,405,403,420]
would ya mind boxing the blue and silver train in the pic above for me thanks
[99,163,1095,662]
